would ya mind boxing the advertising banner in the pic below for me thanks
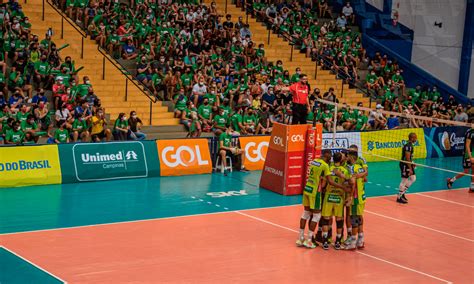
[157,139,212,176]
[0,145,62,187]
[59,141,160,183]
[423,127,468,158]
[260,123,323,195]
[321,132,362,155]
[239,136,270,171]
[360,128,427,162]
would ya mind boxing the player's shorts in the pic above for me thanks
[399,162,415,178]
[463,157,472,169]
[350,202,365,216]
[322,194,344,218]
[302,192,322,211]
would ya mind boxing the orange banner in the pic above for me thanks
[239,136,270,171]
[157,139,212,176]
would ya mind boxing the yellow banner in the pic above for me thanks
[0,145,62,187]
[360,128,427,162]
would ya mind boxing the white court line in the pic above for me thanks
[0,246,67,283]
[234,211,451,284]
[365,210,474,243]
[415,193,474,208]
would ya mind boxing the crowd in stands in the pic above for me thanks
[0,1,147,145]
[3,0,471,145]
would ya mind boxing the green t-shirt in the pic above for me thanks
[198,105,212,120]
[54,128,69,143]
[243,114,257,125]
[16,111,30,123]
[174,94,188,111]
[219,132,232,148]
[220,106,232,117]
[231,113,243,132]
[181,73,193,87]
[21,121,37,131]
[355,115,368,130]
[114,118,129,130]
[34,61,50,75]
[72,119,88,132]
[6,129,25,143]
[204,93,217,106]
[366,74,377,84]
[213,114,227,128]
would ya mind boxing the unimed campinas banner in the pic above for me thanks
[0,145,62,187]
[59,141,160,183]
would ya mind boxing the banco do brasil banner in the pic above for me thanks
[423,126,468,158]
[0,145,62,187]
[59,141,160,183]
[360,128,427,162]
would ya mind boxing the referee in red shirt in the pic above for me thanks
[289,74,310,124]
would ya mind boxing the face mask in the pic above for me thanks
[211,91,215,94]
[132,115,137,118]
[199,83,203,86]
[122,116,127,120]
[325,110,329,114]
[203,101,209,105]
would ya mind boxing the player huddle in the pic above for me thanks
[297,145,367,251]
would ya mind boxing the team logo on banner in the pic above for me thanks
[72,142,148,181]
[0,145,62,187]
[239,136,270,170]
[157,139,212,176]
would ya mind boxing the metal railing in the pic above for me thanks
[233,2,374,107]
[97,46,157,124]
[44,0,85,59]
[41,0,160,124]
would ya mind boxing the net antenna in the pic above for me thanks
[316,98,474,177]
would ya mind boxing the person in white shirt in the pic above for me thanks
[192,77,207,106]
[342,2,355,24]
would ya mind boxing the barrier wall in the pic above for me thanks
[0,145,62,188]
[59,141,160,183]
[0,127,467,187]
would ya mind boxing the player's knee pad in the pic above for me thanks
[301,210,311,220]
[312,212,321,223]
[351,215,361,227]
[336,219,344,229]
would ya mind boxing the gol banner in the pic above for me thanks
[157,139,212,176]
[0,145,62,187]
[239,136,270,171]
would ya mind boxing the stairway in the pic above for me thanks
[22,0,181,126]
[207,1,370,107]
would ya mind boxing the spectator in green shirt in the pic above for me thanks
[34,55,52,88]
[72,117,90,142]
[212,107,228,136]
[113,113,130,141]
[5,121,25,145]
[218,126,248,175]
[54,122,69,143]
[21,114,39,143]
[198,98,213,131]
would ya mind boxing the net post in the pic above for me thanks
[332,102,337,148]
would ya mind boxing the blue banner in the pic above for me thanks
[423,127,468,158]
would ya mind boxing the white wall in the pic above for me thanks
[365,0,384,11]
[392,0,466,90]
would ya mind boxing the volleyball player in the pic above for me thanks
[321,152,351,250]
[447,127,474,192]
[398,133,417,204]
[344,145,368,246]
[345,151,367,250]
[297,149,332,249]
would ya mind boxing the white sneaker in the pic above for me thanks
[303,239,317,249]
[345,240,357,251]
[356,237,365,249]
[296,238,305,247]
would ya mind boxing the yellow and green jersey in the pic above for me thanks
[304,159,331,196]
[351,164,366,205]
[325,164,350,202]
